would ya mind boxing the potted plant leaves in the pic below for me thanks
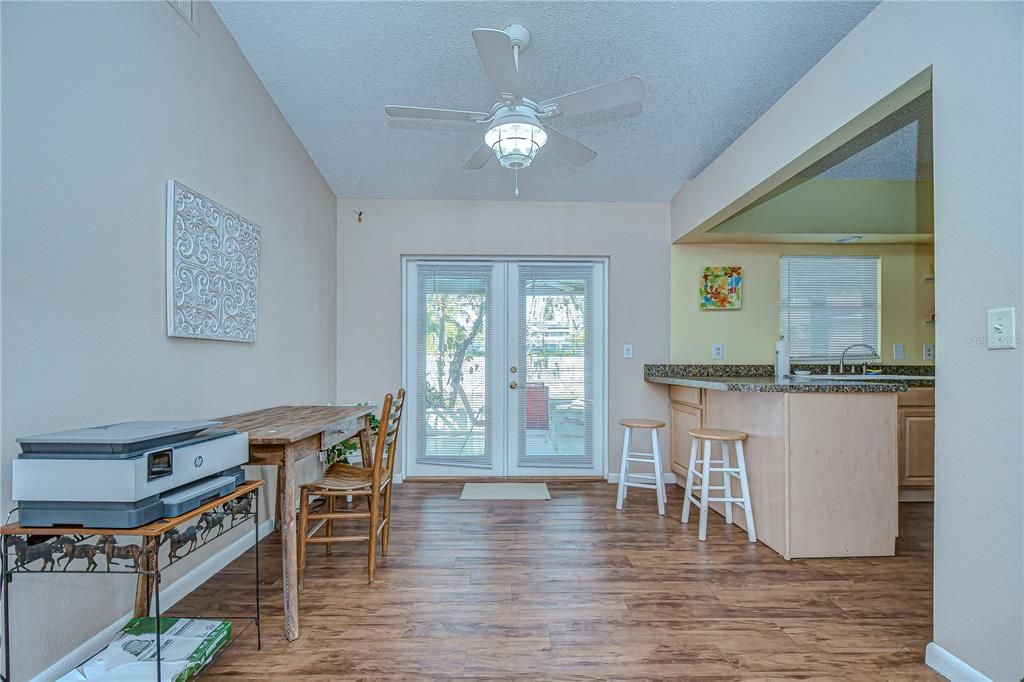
[321,405,380,467]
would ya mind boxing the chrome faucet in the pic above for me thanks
[839,344,879,374]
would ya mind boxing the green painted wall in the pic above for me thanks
[671,243,935,364]
[711,179,933,236]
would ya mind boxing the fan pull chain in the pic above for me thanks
[514,169,520,198]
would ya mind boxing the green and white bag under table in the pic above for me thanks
[58,618,230,682]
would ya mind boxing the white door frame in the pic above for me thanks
[401,256,608,479]
[504,260,607,477]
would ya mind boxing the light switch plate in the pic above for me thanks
[893,343,905,361]
[987,307,1017,349]
[923,344,935,361]
[623,344,633,359]
[712,343,724,360]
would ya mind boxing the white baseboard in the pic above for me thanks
[606,472,677,485]
[32,518,274,682]
[925,642,993,682]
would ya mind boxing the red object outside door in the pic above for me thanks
[525,382,549,429]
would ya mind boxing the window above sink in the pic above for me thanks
[780,255,881,363]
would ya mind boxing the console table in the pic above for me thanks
[0,480,263,681]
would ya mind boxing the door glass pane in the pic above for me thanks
[517,265,593,468]
[415,264,493,467]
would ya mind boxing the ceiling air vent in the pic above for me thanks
[167,0,198,33]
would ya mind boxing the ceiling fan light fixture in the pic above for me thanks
[384,24,647,196]
[484,115,547,170]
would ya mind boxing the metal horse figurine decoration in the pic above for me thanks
[3,490,258,573]
[95,536,146,571]
[8,536,58,572]
[198,510,226,541]
[54,535,99,572]
[226,496,252,524]
[164,526,200,562]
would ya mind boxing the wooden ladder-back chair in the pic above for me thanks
[298,388,406,584]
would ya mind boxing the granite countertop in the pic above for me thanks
[644,364,936,394]
[645,374,908,393]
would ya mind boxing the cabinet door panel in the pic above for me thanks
[899,406,935,487]
[898,387,935,408]
[669,385,703,406]
[669,402,702,483]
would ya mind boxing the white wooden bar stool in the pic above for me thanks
[615,418,667,515]
[682,428,756,542]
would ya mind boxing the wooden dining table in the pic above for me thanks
[217,404,377,641]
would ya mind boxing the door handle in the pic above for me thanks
[509,381,519,390]
[509,366,518,373]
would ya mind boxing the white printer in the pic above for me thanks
[13,420,249,528]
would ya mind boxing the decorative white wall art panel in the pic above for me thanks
[167,180,261,342]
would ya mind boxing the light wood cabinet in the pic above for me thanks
[657,384,899,558]
[669,388,703,483]
[897,388,935,488]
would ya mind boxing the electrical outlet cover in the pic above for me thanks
[893,343,905,361]
[923,344,935,361]
[712,343,724,360]
[623,344,633,359]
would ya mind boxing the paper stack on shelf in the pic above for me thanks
[58,617,231,682]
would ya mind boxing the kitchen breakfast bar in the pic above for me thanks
[645,365,912,559]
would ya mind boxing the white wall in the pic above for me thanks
[337,198,670,477]
[1,2,337,678]
[671,2,1023,678]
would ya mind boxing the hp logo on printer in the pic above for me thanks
[193,455,204,468]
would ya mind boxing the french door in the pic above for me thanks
[403,258,607,478]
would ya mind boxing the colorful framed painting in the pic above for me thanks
[700,266,742,310]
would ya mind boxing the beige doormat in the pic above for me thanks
[460,483,551,500]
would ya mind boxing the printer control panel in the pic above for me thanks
[147,449,173,480]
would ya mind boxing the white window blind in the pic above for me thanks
[517,264,594,468]
[779,256,881,362]
[415,264,493,467]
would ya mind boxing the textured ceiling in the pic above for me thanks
[213,1,878,202]
[813,91,933,180]
[705,91,934,242]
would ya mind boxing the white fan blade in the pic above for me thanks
[539,76,645,117]
[385,105,488,122]
[472,29,521,98]
[543,127,597,166]
[462,144,493,170]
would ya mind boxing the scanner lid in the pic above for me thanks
[18,420,224,455]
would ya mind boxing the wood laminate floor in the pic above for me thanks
[173,482,939,680]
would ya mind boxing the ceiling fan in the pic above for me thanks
[385,24,645,197]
